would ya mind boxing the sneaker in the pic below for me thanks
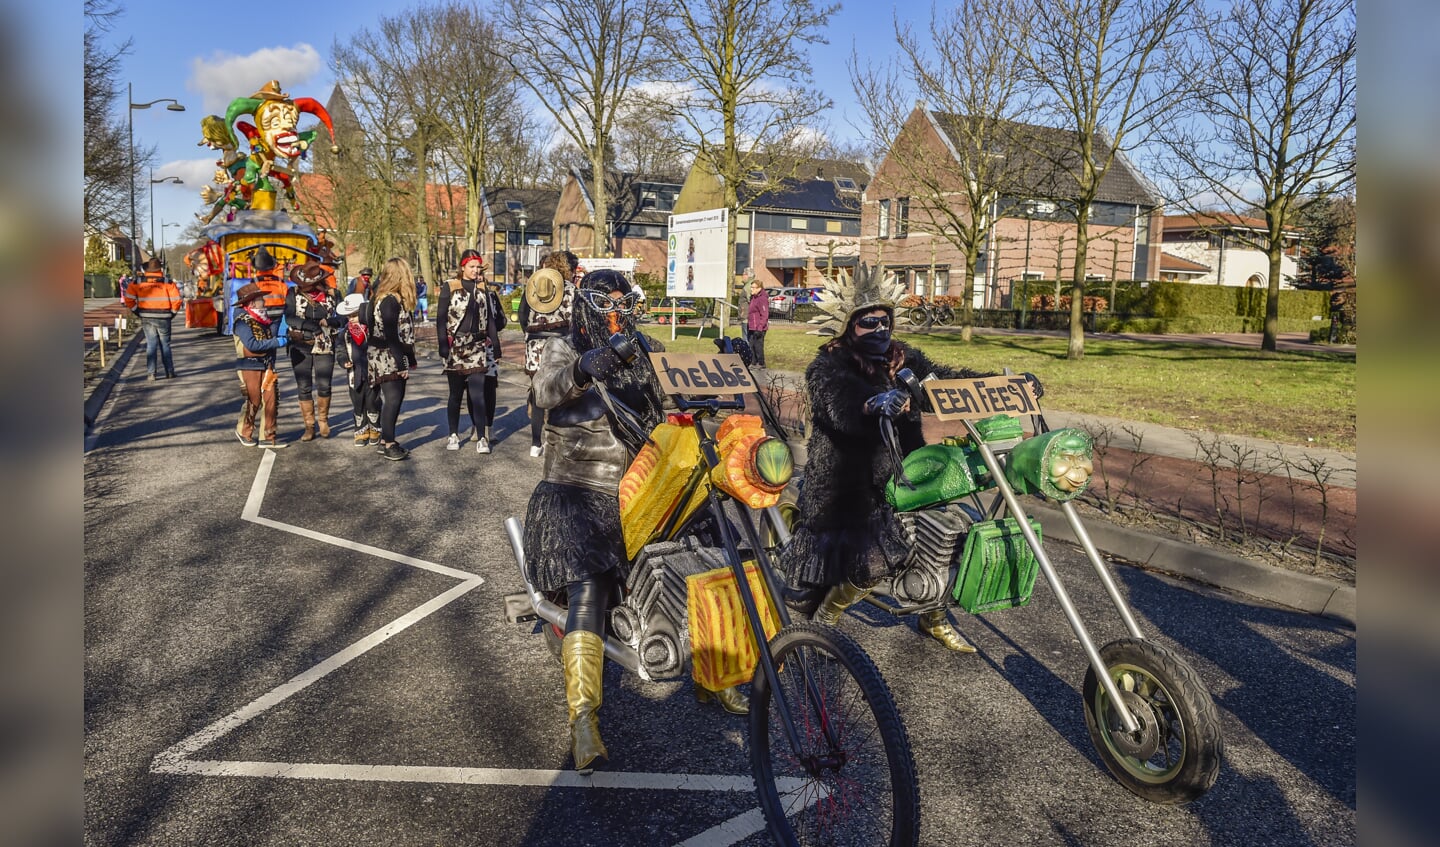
[476,437,491,454]
[529,444,543,458]
[382,443,410,461]
[261,439,287,450]
[148,373,157,381]
[235,428,258,447]
[446,433,461,451]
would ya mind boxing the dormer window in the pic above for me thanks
[505,200,524,212]
[834,177,858,192]
[747,170,767,183]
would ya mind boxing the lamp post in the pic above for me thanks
[516,209,528,286]
[149,173,183,265]
[160,220,179,271]
[128,83,186,272]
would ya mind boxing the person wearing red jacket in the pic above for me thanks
[122,257,183,380]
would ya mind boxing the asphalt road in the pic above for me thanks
[85,325,1356,846]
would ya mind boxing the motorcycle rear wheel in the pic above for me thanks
[1082,637,1223,804]
[750,622,920,846]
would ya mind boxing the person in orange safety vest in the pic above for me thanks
[122,257,183,380]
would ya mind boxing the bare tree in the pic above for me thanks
[84,0,135,233]
[1158,0,1355,351]
[1007,0,1193,359]
[851,0,1032,341]
[497,0,666,257]
[332,32,412,264]
[653,0,839,310]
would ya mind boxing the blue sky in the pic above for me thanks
[115,0,903,245]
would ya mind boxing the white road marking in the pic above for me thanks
[151,447,824,846]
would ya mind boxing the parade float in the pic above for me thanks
[183,80,336,333]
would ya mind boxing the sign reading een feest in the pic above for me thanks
[924,375,1041,420]
[648,352,757,396]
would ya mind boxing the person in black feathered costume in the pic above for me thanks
[782,294,1041,653]
[519,269,668,773]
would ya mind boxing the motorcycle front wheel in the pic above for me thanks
[750,621,920,846]
[1082,637,1223,804]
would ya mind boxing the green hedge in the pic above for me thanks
[1073,280,1330,321]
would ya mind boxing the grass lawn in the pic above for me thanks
[647,323,1356,451]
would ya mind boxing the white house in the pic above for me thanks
[1161,214,1300,288]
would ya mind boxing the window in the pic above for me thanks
[826,220,842,234]
[895,198,910,238]
[934,269,950,295]
[505,200,524,212]
[834,177,858,191]
[915,269,928,297]
[878,200,891,239]
[640,189,657,209]
[790,218,808,230]
[747,170,767,182]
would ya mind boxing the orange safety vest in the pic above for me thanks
[123,276,182,316]
[255,272,287,311]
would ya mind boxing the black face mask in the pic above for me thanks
[853,329,891,355]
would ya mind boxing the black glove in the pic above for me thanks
[1022,372,1045,400]
[863,389,909,417]
[573,346,623,386]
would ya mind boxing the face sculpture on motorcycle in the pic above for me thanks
[1004,428,1095,501]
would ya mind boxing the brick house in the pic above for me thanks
[1161,213,1301,288]
[479,187,559,288]
[552,168,684,277]
[861,107,1164,307]
[674,157,872,290]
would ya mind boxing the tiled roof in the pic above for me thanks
[929,111,1162,206]
[740,157,869,216]
[1164,213,1300,236]
[483,187,560,233]
[1159,251,1211,273]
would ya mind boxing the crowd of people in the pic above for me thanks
[225,252,524,461]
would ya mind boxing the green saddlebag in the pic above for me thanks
[952,517,1042,613]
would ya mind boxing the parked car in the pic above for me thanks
[767,286,824,321]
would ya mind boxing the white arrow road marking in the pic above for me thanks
[150,450,824,846]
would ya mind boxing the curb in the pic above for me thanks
[1027,503,1355,627]
[84,333,141,430]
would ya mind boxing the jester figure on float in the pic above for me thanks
[195,80,337,219]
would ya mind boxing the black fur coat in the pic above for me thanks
[783,341,992,588]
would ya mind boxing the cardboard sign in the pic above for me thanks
[924,375,1041,420]
[648,352,757,396]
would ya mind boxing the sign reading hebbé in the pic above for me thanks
[648,352,757,396]
[924,375,1040,420]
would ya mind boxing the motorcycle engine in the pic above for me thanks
[889,503,980,606]
[614,539,728,681]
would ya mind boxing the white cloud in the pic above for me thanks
[187,44,323,114]
[156,158,225,191]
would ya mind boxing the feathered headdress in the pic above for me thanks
[807,262,910,335]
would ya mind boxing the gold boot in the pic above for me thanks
[562,630,609,773]
[813,581,872,626]
[299,399,316,441]
[316,396,332,437]
[919,609,977,653]
[695,684,749,715]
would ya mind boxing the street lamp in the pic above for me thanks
[149,173,183,264]
[517,208,528,283]
[128,83,186,271]
[1019,200,1037,329]
[160,220,180,272]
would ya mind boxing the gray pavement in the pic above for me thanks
[83,323,1355,846]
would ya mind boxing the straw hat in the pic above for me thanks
[524,268,567,314]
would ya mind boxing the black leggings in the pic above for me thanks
[289,345,335,400]
[565,575,612,636]
[484,374,498,427]
[378,379,407,443]
[528,385,546,447]
[446,371,488,436]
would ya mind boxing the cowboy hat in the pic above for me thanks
[233,282,266,306]
[336,293,366,316]
[289,260,329,290]
[524,268,567,315]
[250,80,289,101]
[142,257,163,275]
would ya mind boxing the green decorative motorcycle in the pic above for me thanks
[763,367,1224,805]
